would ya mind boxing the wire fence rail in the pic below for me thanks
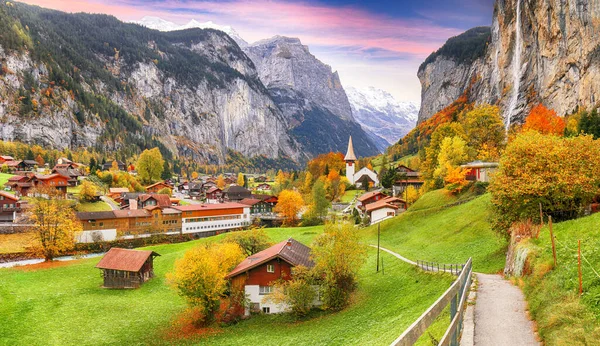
[416,260,466,275]
[391,257,472,346]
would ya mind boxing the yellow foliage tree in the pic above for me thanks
[168,242,245,325]
[216,174,226,189]
[191,171,199,180]
[237,172,245,187]
[274,189,304,226]
[444,163,469,193]
[30,193,82,261]
[79,180,98,202]
[110,160,119,172]
[404,185,420,205]
[302,171,313,195]
[433,136,469,181]
[137,148,164,184]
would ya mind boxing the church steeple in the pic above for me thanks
[344,136,357,162]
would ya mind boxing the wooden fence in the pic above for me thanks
[416,260,466,275]
[391,257,473,346]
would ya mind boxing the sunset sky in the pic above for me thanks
[20,0,495,103]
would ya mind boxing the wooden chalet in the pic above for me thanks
[52,164,82,186]
[205,186,222,202]
[145,181,171,194]
[393,165,424,196]
[240,198,274,215]
[255,183,272,191]
[107,187,130,200]
[0,155,14,164]
[188,182,204,200]
[0,191,21,223]
[96,248,160,288]
[357,190,388,209]
[4,173,69,197]
[102,160,126,171]
[227,238,316,314]
[224,185,251,202]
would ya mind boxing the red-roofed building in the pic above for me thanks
[145,181,171,194]
[96,248,160,288]
[173,203,251,236]
[0,191,21,223]
[0,155,15,164]
[3,173,68,197]
[227,238,318,314]
[357,190,388,210]
[365,196,406,225]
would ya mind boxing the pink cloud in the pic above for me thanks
[20,0,459,58]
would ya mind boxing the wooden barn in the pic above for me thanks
[95,248,160,288]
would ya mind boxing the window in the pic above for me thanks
[259,286,273,295]
[266,264,274,273]
[262,307,270,314]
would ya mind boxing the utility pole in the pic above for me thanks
[377,223,380,272]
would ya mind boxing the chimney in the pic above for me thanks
[286,239,292,249]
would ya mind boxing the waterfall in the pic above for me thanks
[505,0,522,132]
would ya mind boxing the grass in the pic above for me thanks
[67,185,82,196]
[339,189,360,203]
[0,225,454,345]
[75,201,112,212]
[0,172,14,187]
[361,192,507,274]
[408,188,479,212]
[0,232,38,253]
[518,213,600,344]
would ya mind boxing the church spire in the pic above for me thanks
[344,136,357,161]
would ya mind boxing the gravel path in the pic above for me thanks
[470,273,539,346]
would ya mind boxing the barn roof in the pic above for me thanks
[96,248,159,272]
[226,238,313,278]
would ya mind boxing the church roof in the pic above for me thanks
[344,136,357,161]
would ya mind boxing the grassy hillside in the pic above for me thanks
[520,213,600,344]
[362,192,507,274]
[0,225,453,346]
[75,201,112,212]
[0,172,14,187]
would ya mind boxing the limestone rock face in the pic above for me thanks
[418,0,600,125]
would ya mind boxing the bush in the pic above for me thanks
[266,266,317,317]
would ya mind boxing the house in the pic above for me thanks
[224,185,252,202]
[56,157,73,165]
[188,182,204,200]
[0,155,14,164]
[357,190,388,210]
[227,238,317,315]
[254,176,268,183]
[95,248,160,289]
[392,165,425,196]
[344,136,379,188]
[145,181,171,194]
[240,198,275,216]
[255,183,271,191]
[52,165,82,186]
[0,191,21,223]
[4,160,24,172]
[4,173,69,197]
[461,161,499,183]
[365,198,401,225]
[137,194,172,209]
[22,160,39,170]
[173,203,251,237]
[102,160,126,171]
[205,186,222,203]
[107,187,130,199]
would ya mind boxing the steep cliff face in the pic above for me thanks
[0,2,299,165]
[418,0,600,125]
[244,36,379,157]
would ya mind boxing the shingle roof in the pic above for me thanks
[113,209,150,218]
[357,190,386,202]
[0,191,18,201]
[365,199,399,213]
[95,248,159,272]
[139,194,172,208]
[226,238,314,278]
[239,198,261,206]
[109,187,130,194]
[76,211,117,221]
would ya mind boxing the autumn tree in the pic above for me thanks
[302,171,313,195]
[216,174,226,189]
[78,180,98,202]
[404,185,420,205]
[157,187,172,196]
[191,171,199,180]
[237,172,245,187]
[169,242,245,325]
[433,136,469,183]
[324,170,345,201]
[489,131,600,235]
[224,228,272,256]
[35,154,45,167]
[110,160,119,172]
[30,192,82,261]
[460,104,505,160]
[137,148,164,184]
[523,104,566,136]
[311,221,366,310]
[422,122,468,183]
[303,179,330,225]
[274,189,304,226]
[266,266,317,317]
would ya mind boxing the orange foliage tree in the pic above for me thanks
[522,104,565,136]
[274,189,305,226]
[307,152,345,178]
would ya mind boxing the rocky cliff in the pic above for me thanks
[418,0,600,126]
[346,86,418,151]
[0,2,299,165]
[244,36,379,157]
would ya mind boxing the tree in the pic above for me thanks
[79,180,98,202]
[489,131,600,235]
[304,179,330,224]
[1,164,8,173]
[266,266,317,317]
[311,221,366,310]
[460,104,505,160]
[237,172,245,187]
[360,175,370,191]
[30,193,82,261]
[380,165,398,189]
[523,104,566,136]
[168,242,245,326]
[137,148,164,184]
[433,136,469,182]
[191,171,199,180]
[274,189,304,226]
[161,161,172,180]
[302,171,313,195]
[405,185,419,205]
[224,228,272,256]
[35,154,45,167]
[216,174,226,189]
[110,160,119,172]
[89,157,97,174]
[157,187,172,196]
[324,170,345,201]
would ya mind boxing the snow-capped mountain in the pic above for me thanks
[131,16,248,47]
[346,86,419,151]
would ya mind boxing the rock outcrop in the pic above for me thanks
[418,0,600,126]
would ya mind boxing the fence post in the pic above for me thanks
[578,239,583,295]
[549,215,557,267]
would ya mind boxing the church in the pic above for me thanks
[344,136,379,188]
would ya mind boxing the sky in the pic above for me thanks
[20,0,494,104]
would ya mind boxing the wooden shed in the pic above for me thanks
[95,248,160,288]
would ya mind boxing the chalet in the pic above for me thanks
[227,238,318,315]
[188,182,204,200]
[240,198,275,216]
[254,175,268,183]
[137,194,172,209]
[4,160,24,172]
[253,194,278,209]
[96,248,160,289]
[393,165,425,196]
[365,197,404,225]
[145,181,171,194]
[0,191,21,223]
[461,161,499,183]
[176,181,189,193]
[224,185,252,202]
[357,190,388,210]
[56,157,73,165]
[102,160,126,171]
[107,187,130,199]
[22,160,39,170]
[4,173,69,197]
[255,183,272,191]
[52,165,82,186]
[0,155,14,164]
[173,203,251,237]
[205,187,223,203]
